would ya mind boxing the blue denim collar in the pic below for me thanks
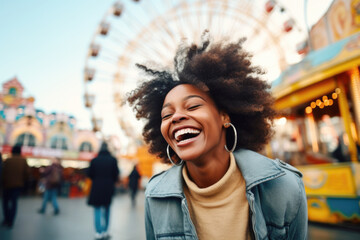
[146,164,184,198]
[146,149,285,197]
[233,149,285,190]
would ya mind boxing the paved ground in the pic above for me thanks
[308,222,360,240]
[1,191,360,240]
[0,191,146,240]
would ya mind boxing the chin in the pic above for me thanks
[178,153,200,162]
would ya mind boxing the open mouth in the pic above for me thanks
[174,128,201,143]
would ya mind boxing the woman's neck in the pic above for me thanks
[185,150,231,188]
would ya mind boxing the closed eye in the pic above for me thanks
[188,104,201,110]
[161,113,172,120]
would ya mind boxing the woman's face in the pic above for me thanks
[160,84,229,163]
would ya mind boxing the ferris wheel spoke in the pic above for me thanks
[115,17,175,60]
[122,36,169,65]
[105,33,155,60]
[166,1,188,39]
[240,11,270,41]
[105,27,134,46]
[217,1,232,37]
[171,9,187,39]
[204,1,217,35]
[121,12,148,34]
[120,26,176,65]
[147,7,181,44]
[141,0,180,43]
[99,49,121,63]
[177,1,198,40]
[90,74,114,83]
[98,53,119,63]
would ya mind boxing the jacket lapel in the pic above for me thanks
[146,165,184,198]
[233,149,285,190]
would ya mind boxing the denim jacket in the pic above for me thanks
[145,149,308,240]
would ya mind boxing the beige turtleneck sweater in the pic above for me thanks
[182,152,251,240]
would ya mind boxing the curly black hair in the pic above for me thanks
[127,32,277,163]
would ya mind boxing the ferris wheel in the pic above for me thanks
[83,0,307,145]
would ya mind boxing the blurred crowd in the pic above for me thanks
[0,142,141,240]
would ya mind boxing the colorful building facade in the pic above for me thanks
[0,77,101,166]
[0,77,107,197]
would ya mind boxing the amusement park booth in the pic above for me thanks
[271,0,360,225]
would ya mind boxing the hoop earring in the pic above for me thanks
[167,144,184,166]
[224,123,237,153]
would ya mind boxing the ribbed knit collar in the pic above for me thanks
[182,152,244,202]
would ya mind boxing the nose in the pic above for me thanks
[171,111,188,123]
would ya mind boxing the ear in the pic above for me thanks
[220,111,230,126]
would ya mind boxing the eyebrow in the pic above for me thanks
[162,95,205,109]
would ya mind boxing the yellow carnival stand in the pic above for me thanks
[271,0,360,225]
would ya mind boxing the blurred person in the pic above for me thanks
[331,133,352,162]
[1,144,30,228]
[128,164,141,207]
[87,142,120,240]
[0,153,2,192]
[37,157,63,215]
[127,31,308,240]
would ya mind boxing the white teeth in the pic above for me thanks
[174,128,200,140]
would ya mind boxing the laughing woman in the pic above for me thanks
[127,32,308,240]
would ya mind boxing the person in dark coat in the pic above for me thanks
[331,134,350,162]
[1,144,30,228]
[128,164,141,207]
[0,152,3,192]
[87,142,120,240]
[38,157,63,215]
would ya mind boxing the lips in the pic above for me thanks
[173,127,201,143]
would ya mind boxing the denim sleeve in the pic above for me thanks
[288,179,308,240]
[145,198,156,240]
